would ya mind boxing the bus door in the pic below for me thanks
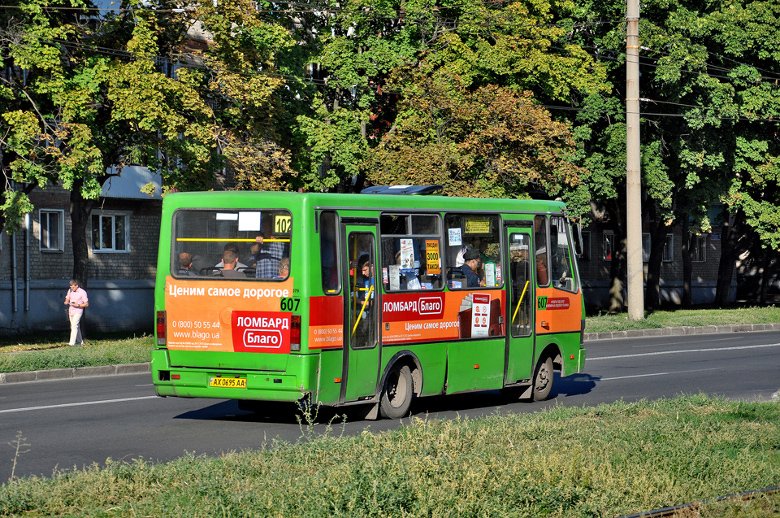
[504,224,535,384]
[340,222,381,403]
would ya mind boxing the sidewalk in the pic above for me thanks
[2,323,779,384]
[583,322,780,341]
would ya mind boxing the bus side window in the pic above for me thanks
[380,214,442,292]
[534,215,550,287]
[550,216,577,292]
[445,214,502,289]
[320,211,340,294]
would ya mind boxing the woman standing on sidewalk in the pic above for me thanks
[64,279,89,346]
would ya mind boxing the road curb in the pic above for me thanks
[1,323,779,384]
[0,362,150,384]
[584,322,780,342]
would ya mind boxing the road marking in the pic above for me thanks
[631,335,737,349]
[601,367,721,381]
[0,395,159,414]
[601,372,671,381]
[589,342,780,361]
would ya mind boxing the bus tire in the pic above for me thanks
[532,356,554,401]
[380,364,414,419]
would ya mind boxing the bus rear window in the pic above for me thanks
[172,209,291,280]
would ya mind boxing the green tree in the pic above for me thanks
[192,0,298,190]
[298,0,607,201]
[1,0,214,283]
[565,0,779,310]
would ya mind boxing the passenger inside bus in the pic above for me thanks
[215,244,248,269]
[535,247,549,285]
[177,252,196,276]
[356,255,375,304]
[254,218,286,279]
[461,248,483,287]
[220,249,246,278]
[276,257,290,279]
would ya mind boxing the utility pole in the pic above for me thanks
[626,0,644,320]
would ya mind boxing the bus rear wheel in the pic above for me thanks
[532,356,554,401]
[380,364,413,419]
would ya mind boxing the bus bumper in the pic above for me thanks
[151,349,314,402]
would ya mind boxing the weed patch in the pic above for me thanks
[0,396,778,516]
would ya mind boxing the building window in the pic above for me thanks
[602,231,614,262]
[641,233,651,263]
[580,231,591,261]
[691,234,707,262]
[40,209,65,252]
[663,234,674,262]
[91,212,130,252]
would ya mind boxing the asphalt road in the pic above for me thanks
[1,331,778,481]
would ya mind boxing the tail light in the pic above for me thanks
[290,315,301,351]
[157,311,167,346]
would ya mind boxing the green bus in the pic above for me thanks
[153,187,586,419]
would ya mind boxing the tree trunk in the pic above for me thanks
[69,185,93,287]
[759,250,769,305]
[715,208,739,307]
[645,220,667,311]
[607,226,626,314]
[681,218,692,307]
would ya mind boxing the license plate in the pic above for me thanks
[209,377,247,389]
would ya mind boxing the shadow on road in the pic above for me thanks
[173,373,601,424]
[555,373,600,397]
[174,399,353,424]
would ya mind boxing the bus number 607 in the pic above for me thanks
[280,298,300,312]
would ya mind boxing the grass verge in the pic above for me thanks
[585,306,780,333]
[0,335,152,373]
[1,395,778,516]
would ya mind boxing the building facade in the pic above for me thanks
[578,225,735,312]
[0,168,162,336]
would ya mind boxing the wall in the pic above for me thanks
[577,225,736,312]
[0,187,160,336]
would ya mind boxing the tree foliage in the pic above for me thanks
[2,0,777,304]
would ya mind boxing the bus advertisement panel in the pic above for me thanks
[308,291,506,348]
[165,276,294,353]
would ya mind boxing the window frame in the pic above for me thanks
[444,212,503,290]
[170,208,291,280]
[602,230,615,262]
[549,215,578,294]
[579,231,591,262]
[90,210,131,254]
[319,210,341,295]
[662,233,674,262]
[691,234,707,263]
[39,208,65,253]
[380,212,444,293]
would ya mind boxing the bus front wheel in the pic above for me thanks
[380,364,413,419]
[532,356,554,401]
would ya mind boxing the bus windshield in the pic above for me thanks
[172,209,291,280]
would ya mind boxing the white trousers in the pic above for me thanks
[69,312,83,346]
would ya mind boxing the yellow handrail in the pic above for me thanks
[512,280,530,323]
[351,284,375,336]
[176,237,290,243]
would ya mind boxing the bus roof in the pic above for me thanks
[162,191,567,214]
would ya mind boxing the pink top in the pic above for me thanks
[65,287,89,316]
